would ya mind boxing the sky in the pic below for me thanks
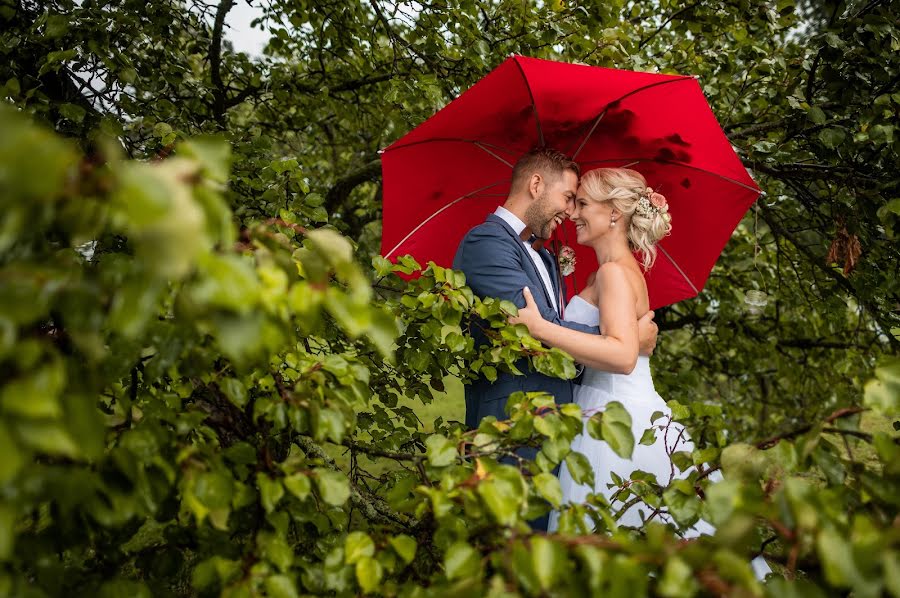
[225,1,269,57]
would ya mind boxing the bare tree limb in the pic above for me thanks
[210,0,236,126]
[325,159,382,215]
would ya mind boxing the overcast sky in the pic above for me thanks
[225,1,269,57]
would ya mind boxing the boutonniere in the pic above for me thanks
[557,245,576,277]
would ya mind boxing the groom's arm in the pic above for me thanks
[454,225,598,335]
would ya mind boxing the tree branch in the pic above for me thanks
[295,435,416,529]
[210,0,236,126]
[638,2,702,50]
[324,158,382,215]
[757,201,899,351]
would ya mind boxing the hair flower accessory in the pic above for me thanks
[636,187,670,220]
[557,245,576,277]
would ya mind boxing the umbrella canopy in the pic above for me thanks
[380,55,759,309]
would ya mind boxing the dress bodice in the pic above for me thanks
[564,295,654,396]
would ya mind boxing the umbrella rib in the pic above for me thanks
[512,57,545,147]
[580,158,761,193]
[384,179,510,258]
[384,137,523,155]
[475,142,514,167]
[657,245,699,295]
[571,76,694,160]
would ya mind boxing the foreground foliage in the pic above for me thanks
[1,0,899,596]
[2,105,900,598]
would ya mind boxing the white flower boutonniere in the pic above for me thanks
[558,245,576,277]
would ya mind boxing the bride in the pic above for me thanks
[511,167,771,577]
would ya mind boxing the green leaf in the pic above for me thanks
[587,402,634,459]
[191,556,240,590]
[16,420,79,457]
[259,532,294,572]
[0,502,15,560]
[372,255,393,277]
[314,406,346,443]
[59,103,86,123]
[444,541,481,581]
[534,413,563,439]
[257,474,284,513]
[389,535,417,565]
[564,451,595,487]
[283,473,311,501]
[816,526,866,589]
[195,471,234,510]
[478,466,527,526]
[220,377,248,407]
[366,305,399,358]
[812,445,845,485]
[639,427,657,446]
[306,228,354,267]
[45,14,69,37]
[762,579,828,598]
[425,434,457,467]
[0,359,65,418]
[883,551,900,598]
[315,469,350,506]
[657,557,698,598]
[808,106,826,124]
[179,136,231,183]
[530,536,566,590]
[0,422,24,484]
[345,531,375,565]
[153,122,173,139]
[819,128,846,148]
[663,482,701,528]
[864,358,900,415]
[355,556,383,594]
[870,124,895,144]
[533,472,563,507]
[264,575,299,598]
[721,443,768,481]
[97,579,152,598]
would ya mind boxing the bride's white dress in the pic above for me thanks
[549,296,771,577]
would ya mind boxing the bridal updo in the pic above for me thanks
[579,167,673,270]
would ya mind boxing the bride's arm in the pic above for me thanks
[511,263,639,374]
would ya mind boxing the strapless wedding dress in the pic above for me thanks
[548,296,771,577]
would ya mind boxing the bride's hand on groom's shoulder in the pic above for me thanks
[638,310,658,356]
[509,287,545,338]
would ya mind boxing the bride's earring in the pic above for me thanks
[610,218,617,227]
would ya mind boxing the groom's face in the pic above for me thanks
[525,169,578,239]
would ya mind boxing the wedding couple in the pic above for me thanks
[452,147,698,533]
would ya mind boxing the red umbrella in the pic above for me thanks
[379,55,759,309]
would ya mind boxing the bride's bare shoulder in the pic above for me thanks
[593,261,629,285]
[592,262,647,309]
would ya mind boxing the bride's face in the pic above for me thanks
[572,186,616,245]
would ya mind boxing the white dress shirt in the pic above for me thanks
[494,207,558,313]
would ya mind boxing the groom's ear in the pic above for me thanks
[528,172,543,199]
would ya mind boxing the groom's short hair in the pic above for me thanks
[510,147,580,192]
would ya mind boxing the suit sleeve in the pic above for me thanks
[454,225,598,335]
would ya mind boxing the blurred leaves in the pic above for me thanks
[0,0,898,596]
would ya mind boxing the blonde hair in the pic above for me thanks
[579,167,672,270]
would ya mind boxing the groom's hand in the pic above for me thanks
[638,311,658,356]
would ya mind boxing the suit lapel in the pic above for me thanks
[539,248,563,317]
[485,214,556,310]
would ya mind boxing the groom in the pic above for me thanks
[452,147,657,529]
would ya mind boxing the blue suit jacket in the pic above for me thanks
[453,213,599,429]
